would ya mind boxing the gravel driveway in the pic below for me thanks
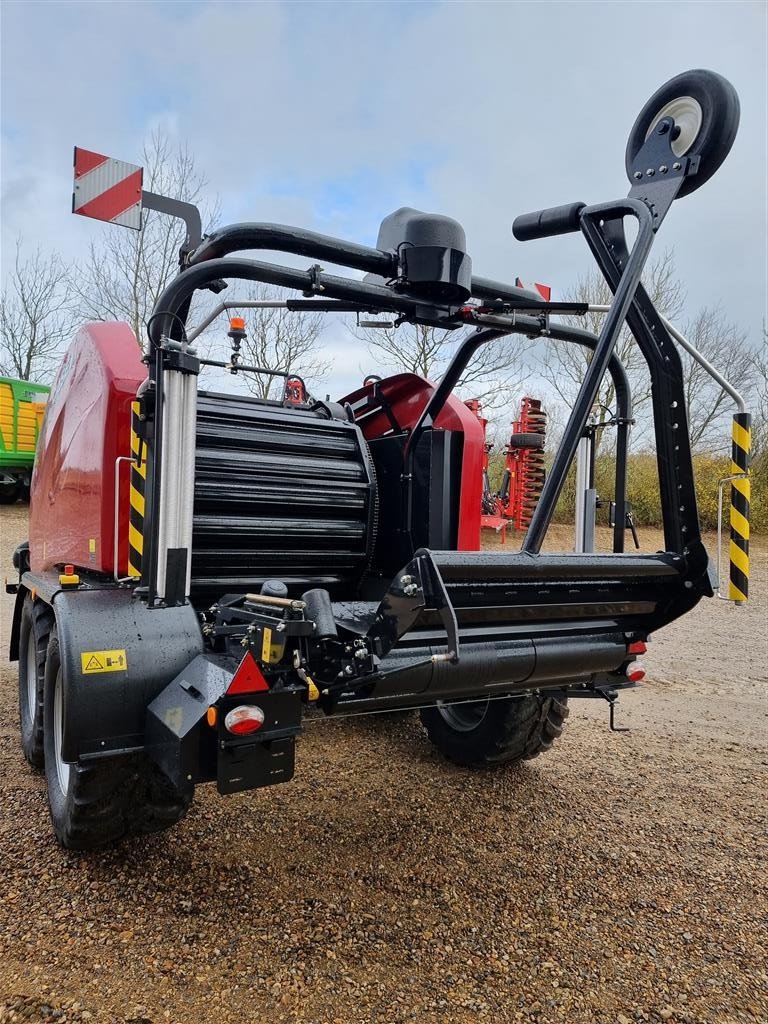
[1,506,765,1024]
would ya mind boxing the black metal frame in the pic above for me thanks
[140,120,711,617]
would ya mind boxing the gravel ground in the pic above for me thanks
[0,505,766,1024]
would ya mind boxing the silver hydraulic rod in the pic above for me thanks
[155,342,198,601]
[185,300,292,343]
[587,305,747,413]
[178,370,198,596]
[574,436,590,553]
[156,372,179,597]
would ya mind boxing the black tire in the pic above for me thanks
[42,627,192,850]
[18,597,54,770]
[625,69,740,198]
[0,481,21,504]
[508,432,544,450]
[420,692,569,768]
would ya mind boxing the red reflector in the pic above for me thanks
[227,652,269,695]
[627,641,647,655]
[515,278,552,301]
[224,705,265,735]
[627,663,646,682]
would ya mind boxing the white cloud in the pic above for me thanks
[2,0,765,360]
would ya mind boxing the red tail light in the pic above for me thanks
[627,640,647,655]
[627,663,646,682]
[224,705,265,735]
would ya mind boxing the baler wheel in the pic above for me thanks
[42,626,192,850]
[419,692,569,768]
[18,596,53,770]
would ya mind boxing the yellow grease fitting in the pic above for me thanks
[80,649,128,675]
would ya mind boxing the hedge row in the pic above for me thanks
[488,450,767,533]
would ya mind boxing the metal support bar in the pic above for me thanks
[588,304,751,591]
[522,199,655,554]
[187,222,396,276]
[578,211,705,569]
[147,257,455,349]
[186,226,591,317]
[185,298,373,343]
[587,305,747,414]
[197,357,293,379]
[142,191,202,253]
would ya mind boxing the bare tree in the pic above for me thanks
[540,251,684,448]
[351,320,526,409]
[75,131,217,348]
[679,307,753,451]
[0,239,74,383]
[748,326,768,464]
[540,251,753,453]
[217,286,331,401]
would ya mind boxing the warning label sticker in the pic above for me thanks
[80,649,128,675]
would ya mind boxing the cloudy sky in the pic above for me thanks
[1,0,766,399]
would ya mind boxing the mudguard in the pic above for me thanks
[39,582,203,760]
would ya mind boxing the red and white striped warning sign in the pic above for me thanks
[72,147,143,230]
[515,278,552,302]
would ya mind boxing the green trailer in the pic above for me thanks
[0,376,50,503]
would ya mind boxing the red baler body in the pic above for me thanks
[30,329,483,581]
[29,323,145,577]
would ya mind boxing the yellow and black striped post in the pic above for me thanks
[128,401,145,578]
[729,412,750,603]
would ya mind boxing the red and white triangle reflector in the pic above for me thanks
[72,147,143,230]
[227,652,270,695]
[515,278,552,302]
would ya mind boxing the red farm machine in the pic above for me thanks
[473,397,548,540]
[6,71,743,848]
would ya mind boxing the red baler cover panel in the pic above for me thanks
[29,323,146,576]
[340,373,483,551]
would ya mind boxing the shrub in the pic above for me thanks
[549,451,766,533]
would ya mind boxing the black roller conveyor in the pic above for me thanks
[190,392,377,604]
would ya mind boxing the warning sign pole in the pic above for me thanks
[72,146,203,253]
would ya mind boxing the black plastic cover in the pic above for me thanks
[375,207,472,303]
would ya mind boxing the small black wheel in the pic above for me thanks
[625,69,740,197]
[0,480,21,504]
[420,692,569,768]
[42,626,192,850]
[508,432,544,450]
[18,597,54,769]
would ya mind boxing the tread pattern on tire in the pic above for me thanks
[18,597,54,770]
[43,628,192,850]
[420,693,569,769]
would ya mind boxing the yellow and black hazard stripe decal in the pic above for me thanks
[128,401,145,578]
[728,412,750,603]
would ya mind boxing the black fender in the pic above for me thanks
[47,587,203,761]
[8,585,26,662]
